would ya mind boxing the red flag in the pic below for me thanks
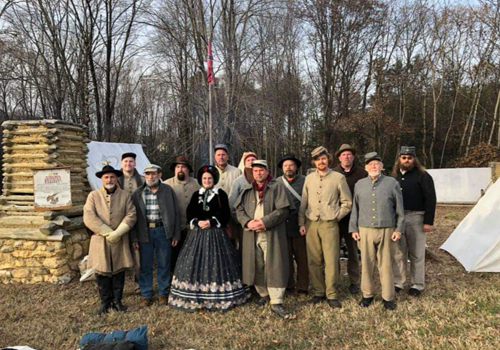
[207,40,214,85]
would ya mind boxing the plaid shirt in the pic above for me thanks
[144,186,161,223]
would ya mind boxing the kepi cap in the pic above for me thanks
[311,146,329,159]
[251,160,268,169]
[144,164,162,173]
[364,152,382,164]
[121,152,137,160]
[399,146,416,156]
[214,144,229,153]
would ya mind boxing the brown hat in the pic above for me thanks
[335,144,356,158]
[311,146,329,159]
[170,155,193,173]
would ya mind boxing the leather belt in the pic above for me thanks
[148,222,163,228]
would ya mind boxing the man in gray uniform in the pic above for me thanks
[349,152,404,310]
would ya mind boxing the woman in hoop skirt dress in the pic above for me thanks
[169,165,250,311]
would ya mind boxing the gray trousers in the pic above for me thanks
[393,211,426,291]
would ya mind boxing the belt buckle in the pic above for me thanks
[148,223,156,228]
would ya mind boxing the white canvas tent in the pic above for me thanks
[440,178,500,272]
[86,141,150,190]
[427,168,491,204]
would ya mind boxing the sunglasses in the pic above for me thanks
[400,156,414,160]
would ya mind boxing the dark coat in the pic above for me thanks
[186,187,230,228]
[333,163,368,224]
[130,182,181,243]
[395,167,437,225]
[277,175,305,238]
[235,179,293,288]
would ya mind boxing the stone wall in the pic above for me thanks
[0,229,89,284]
[0,119,91,284]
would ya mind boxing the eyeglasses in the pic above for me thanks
[400,156,414,160]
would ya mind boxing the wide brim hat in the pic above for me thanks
[96,165,123,178]
[335,144,356,158]
[170,155,193,173]
[197,165,220,186]
[278,154,302,169]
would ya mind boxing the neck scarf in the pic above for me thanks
[253,175,273,204]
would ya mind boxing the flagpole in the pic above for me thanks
[209,79,213,166]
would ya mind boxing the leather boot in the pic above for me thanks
[96,274,113,315]
[111,271,127,312]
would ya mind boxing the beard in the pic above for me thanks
[284,170,295,178]
[146,178,160,187]
[104,183,116,191]
[177,172,186,181]
[400,161,415,171]
[367,170,381,178]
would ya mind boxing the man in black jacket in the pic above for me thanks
[332,144,367,295]
[392,146,437,297]
[130,164,181,307]
[278,154,309,294]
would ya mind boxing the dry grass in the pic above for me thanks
[1,206,499,350]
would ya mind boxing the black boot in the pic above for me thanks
[111,271,127,312]
[95,274,113,315]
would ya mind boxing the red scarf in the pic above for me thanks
[253,175,273,204]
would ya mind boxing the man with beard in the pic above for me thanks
[130,164,181,306]
[392,146,436,297]
[332,144,367,295]
[164,156,200,269]
[235,160,293,318]
[84,165,137,315]
[118,152,144,194]
[299,146,352,309]
[349,152,404,310]
[278,154,309,294]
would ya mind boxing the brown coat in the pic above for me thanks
[83,186,137,275]
[235,179,292,288]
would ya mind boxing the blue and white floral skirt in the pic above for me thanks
[169,227,250,312]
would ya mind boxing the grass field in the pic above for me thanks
[1,206,499,350]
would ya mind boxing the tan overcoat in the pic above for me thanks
[83,186,137,275]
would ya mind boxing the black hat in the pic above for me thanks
[278,154,302,169]
[197,165,220,186]
[121,152,137,160]
[364,152,382,164]
[399,146,416,156]
[96,165,123,178]
[169,155,193,173]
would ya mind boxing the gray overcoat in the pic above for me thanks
[235,179,293,288]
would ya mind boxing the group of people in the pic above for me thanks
[83,142,436,318]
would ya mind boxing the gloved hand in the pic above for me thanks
[106,223,130,244]
[96,224,113,237]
